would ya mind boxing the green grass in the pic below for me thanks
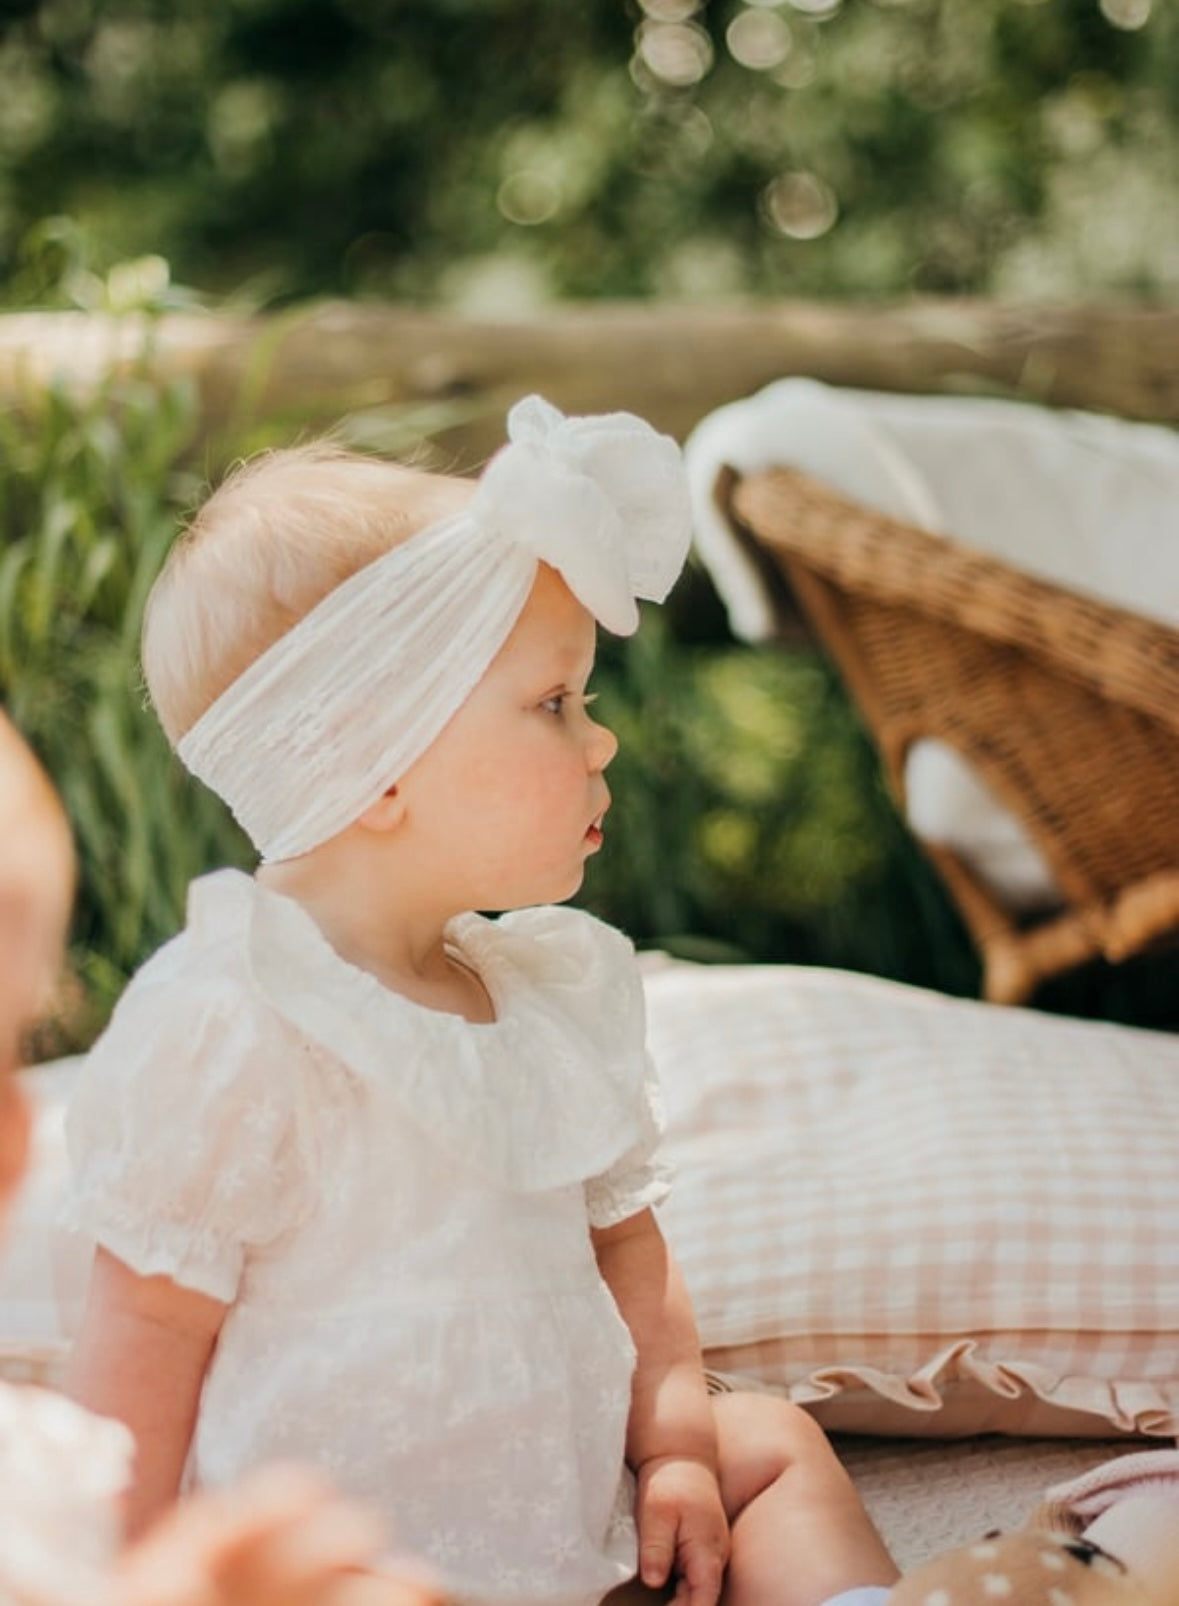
[0,364,253,1048]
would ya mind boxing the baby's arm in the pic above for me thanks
[593,1208,728,1606]
[69,1246,229,1538]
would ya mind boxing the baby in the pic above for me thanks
[0,710,436,1606]
[64,396,898,1606]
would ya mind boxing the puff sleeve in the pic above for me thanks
[583,1050,673,1230]
[64,972,314,1303]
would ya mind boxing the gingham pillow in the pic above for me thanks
[646,962,1179,1438]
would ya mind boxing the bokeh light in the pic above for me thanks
[634,20,715,87]
[1099,0,1151,28]
[726,9,793,70]
[496,170,562,226]
[761,171,839,238]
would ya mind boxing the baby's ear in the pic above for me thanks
[355,786,407,835]
[886,1530,1148,1606]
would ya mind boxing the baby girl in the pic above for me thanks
[65,397,897,1606]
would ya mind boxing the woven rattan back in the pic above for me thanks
[725,465,1179,1004]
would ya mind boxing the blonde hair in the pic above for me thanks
[142,444,473,745]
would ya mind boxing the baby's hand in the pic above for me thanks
[115,1465,445,1606]
[635,1454,729,1606]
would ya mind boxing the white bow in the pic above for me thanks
[476,395,691,635]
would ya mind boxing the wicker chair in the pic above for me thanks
[719,463,1179,1006]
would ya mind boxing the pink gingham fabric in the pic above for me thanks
[646,962,1179,1438]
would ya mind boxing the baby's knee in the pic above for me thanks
[713,1392,835,1503]
[715,1391,828,1459]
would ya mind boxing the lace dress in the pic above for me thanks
[65,870,670,1606]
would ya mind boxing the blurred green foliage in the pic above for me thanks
[0,356,253,1051]
[1,0,1177,310]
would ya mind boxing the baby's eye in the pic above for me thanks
[539,690,597,716]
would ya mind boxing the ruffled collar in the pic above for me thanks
[185,870,648,1194]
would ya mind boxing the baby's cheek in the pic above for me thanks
[0,1074,32,1216]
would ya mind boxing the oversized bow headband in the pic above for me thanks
[177,395,691,861]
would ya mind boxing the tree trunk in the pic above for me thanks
[1,298,1176,462]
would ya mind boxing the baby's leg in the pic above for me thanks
[713,1393,898,1606]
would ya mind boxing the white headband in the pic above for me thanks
[177,394,691,862]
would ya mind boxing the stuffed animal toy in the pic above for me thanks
[886,1450,1179,1606]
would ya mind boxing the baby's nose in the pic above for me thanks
[588,717,618,772]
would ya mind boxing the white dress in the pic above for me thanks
[0,1382,131,1605]
[65,870,670,1606]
